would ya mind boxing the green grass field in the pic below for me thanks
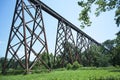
[0,67,120,80]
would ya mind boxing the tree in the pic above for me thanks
[33,52,51,70]
[101,32,120,66]
[112,32,120,66]
[103,39,115,50]
[78,0,120,28]
[54,41,76,68]
[0,57,6,71]
[80,44,111,67]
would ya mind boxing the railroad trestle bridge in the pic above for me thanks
[2,0,109,74]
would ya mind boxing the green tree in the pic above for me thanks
[103,39,115,50]
[55,41,76,67]
[49,53,54,68]
[72,61,81,70]
[80,44,111,67]
[63,42,76,64]
[78,0,120,28]
[102,33,120,66]
[0,57,6,71]
[112,32,120,66]
[33,52,51,70]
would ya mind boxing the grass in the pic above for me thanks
[0,67,120,80]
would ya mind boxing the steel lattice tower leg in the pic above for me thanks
[54,20,75,67]
[76,32,92,63]
[2,0,50,74]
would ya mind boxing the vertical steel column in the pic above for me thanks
[76,32,82,63]
[2,0,50,74]
[54,20,75,67]
[21,0,29,73]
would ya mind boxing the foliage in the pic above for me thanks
[77,0,120,68]
[54,41,77,68]
[32,52,52,70]
[0,57,5,71]
[80,44,111,67]
[96,54,110,67]
[112,32,120,66]
[55,41,113,68]
[78,0,120,28]
[103,39,115,50]
[49,53,54,68]
[102,33,120,66]
[62,41,76,64]
[66,61,83,70]
[72,61,81,70]
[112,46,120,66]
[0,52,52,73]
[66,63,72,70]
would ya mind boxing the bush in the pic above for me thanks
[115,65,120,68]
[66,63,72,70]
[66,61,83,70]
[55,68,66,71]
[72,61,82,70]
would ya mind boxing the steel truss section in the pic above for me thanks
[2,0,50,74]
[54,20,75,67]
[76,32,110,64]
[76,32,93,63]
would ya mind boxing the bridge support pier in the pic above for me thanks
[76,32,92,63]
[2,0,50,74]
[54,20,75,67]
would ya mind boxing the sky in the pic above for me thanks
[0,0,119,57]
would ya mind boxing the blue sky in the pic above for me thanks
[0,0,119,57]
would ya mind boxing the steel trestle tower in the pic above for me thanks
[2,0,50,74]
[54,20,75,67]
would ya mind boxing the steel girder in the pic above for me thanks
[2,0,50,74]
